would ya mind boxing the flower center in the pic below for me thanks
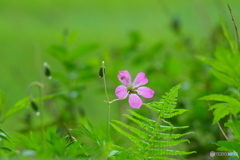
[127,84,138,94]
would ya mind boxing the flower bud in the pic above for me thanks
[99,66,105,78]
[43,62,52,79]
[30,98,38,113]
[171,16,181,35]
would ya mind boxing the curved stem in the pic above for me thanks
[27,81,45,141]
[105,92,129,104]
[101,61,111,140]
[208,103,229,141]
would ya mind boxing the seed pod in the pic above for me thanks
[43,62,52,79]
[30,98,38,112]
[171,16,181,35]
[99,66,105,78]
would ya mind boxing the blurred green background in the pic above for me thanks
[1,0,240,159]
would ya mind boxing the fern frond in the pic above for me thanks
[149,139,189,147]
[147,156,177,160]
[162,109,188,119]
[157,125,189,132]
[110,145,138,160]
[148,148,196,156]
[128,110,156,125]
[144,102,161,113]
[155,132,194,139]
[111,84,195,159]
[112,120,148,139]
[111,123,141,144]
[124,114,155,133]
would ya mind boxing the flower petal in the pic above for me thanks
[133,72,148,88]
[128,94,142,109]
[115,85,128,99]
[136,87,154,98]
[118,70,132,86]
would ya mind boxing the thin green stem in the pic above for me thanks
[208,104,229,141]
[101,61,111,139]
[39,83,44,140]
[27,81,45,145]
[34,45,45,142]
[106,92,129,104]
[102,61,109,103]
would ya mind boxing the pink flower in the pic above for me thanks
[115,70,154,109]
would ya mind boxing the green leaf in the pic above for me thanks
[67,31,78,45]
[48,44,68,61]
[211,69,239,87]
[200,94,240,115]
[232,116,240,140]
[0,146,12,152]
[220,16,237,54]
[1,97,29,122]
[67,43,98,61]
[217,141,240,153]
[34,92,67,102]
[211,103,230,124]
[1,92,66,122]
[0,128,10,137]
[51,71,68,85]
[198,44,240,88]
[209,141,216,144]
[0,133,10,142]
[225,116,240,140]
[108,150,119,157]
[195,55,212,65]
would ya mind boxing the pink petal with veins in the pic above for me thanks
[115,85,128,99]
[136,86,154,98]
[118,70,132,86]
[133,72,148,88]
[128,94,142,109]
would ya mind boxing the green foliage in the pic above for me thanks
[2,1,240,159]
[110,84,195,159]
[197,46,240,88]
[199,94,240,124]
[0,127,10,143]
[71,120,112,159]
[1,92,66,123]
[216,141,240,153]
[11,126,88,159]
[199,14,240,159]
[47,31,99,127]
[220,16,238,54]
[225,116,240,141]
[0,126,13,157]
[48,30,98,73]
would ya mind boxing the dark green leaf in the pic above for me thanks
[48,44,68,60]
[68,43,98,60]
[1,92,66,122]
[210,103,230,124]
[0,146,12,152]
[217,141,240,153]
